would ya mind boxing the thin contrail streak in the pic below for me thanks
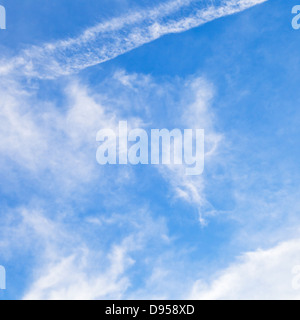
[0,0,267,79]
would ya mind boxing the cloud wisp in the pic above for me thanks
[0,0,267,79]
[0,71,223,299]
[189,238,300,300]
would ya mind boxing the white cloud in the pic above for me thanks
[15,209,132,300]
[0,79,126,195]
[97,71,223,225]
[2,69,299,300]
[158,77,223,225]
[189,238,300,300]
[0,70,221,211]
[22,243,134,300]
[1,0,290,301]
[0,0,268,79]
[18,207,171,300]
[18,211,300,300]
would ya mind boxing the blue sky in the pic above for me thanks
[1,0,300,300]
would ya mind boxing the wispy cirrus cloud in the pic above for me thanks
[0,0,267,79]
[0,70,223,299]
[4,207,171,300]
[0,0,279,300]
